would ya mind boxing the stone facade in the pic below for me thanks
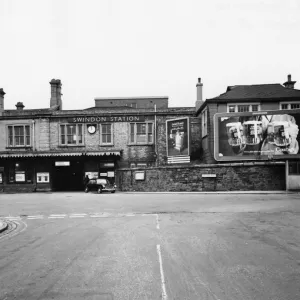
[117,162,286,192]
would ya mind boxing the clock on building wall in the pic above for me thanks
[87,124,96,134]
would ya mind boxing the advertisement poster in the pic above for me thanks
[15,172,25,182]
[36,172,50,183]
[85,172,98,179]
[214,110,300,161]
[166,118,189,157]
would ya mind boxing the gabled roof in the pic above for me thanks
[209,84,300,101]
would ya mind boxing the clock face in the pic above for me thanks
[87,125,96,134]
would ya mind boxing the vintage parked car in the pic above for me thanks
[84,178,116,194]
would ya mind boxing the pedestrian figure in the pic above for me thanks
[83,175,89,189]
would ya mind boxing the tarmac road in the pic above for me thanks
[0,193,300,300]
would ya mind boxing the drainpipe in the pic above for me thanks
[285,160,289,191]
[154,104,157,166]
[32,120,35,151]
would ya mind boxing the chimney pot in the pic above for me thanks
[196,77,204,111]
[16,102,25,111]
[50,79,63,110]
[283,74,296,89]
[0,88,5,115]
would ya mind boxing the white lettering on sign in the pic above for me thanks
[70,116,143,123]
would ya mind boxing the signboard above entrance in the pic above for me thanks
[55,161,70,166]
[68,115,149,123]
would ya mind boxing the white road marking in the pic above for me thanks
[48,216,65,219]
[157,244,167,300]
[27,215,44,219]
[69,215,85,218]
[156,214,160,229]
[49,214,67,217]
[125,213,135,217]
[70,213,87,216]
[4,216,21,220]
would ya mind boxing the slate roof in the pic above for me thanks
[209,84,300,101]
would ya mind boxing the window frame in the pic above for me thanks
[201,108,208,137]
[100,123,114,146]
[279,101,300,110]
[128,122,154,145]
[6,124,32,148]
[227,103,261,113]
[59,123,84,146]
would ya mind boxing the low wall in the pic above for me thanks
[116,162,286,191]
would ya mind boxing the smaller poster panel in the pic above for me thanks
[107,171,115,177]
[15,172,25,182]
[135,171,145,181]
[85,172,98,179]
[166,117,190,157]
[36,172,50,183]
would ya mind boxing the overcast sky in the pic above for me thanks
[0,0,299,110]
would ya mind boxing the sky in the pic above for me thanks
[0,0,299,110]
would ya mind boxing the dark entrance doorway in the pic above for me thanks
[52,160,84,191]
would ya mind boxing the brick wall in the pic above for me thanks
[48,110,201,167]
[117,162,286,191]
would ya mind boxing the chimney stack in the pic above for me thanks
[195,78,204,111]
[0,88,5,115]
[283,74,296,89]
[50,79,62,109]
[15,102,25,111]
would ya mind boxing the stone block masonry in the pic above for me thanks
[117,162,286,192]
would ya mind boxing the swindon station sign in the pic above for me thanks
[68,115,146,123]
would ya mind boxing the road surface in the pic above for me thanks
[0,192,300,299]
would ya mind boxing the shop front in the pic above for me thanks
[0,151,121,192]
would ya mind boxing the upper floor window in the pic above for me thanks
[280,102,300,110]
[228,103,260,113]
[100,124,113,145]
[7,125,31,147]
[129,122,153,144]
[201,108,208,137]
[60,124,83,145]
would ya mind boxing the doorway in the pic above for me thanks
[52,160,84,191]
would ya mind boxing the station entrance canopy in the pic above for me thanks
[0,151,121,158]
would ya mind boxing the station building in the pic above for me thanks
[0,79,201,192]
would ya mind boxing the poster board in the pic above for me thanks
[214,109,300,161]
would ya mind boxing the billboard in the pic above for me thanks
[166,117,189,157]
[214,109,300,161]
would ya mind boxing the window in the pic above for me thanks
[7,125,31,147]
[227,104,260,113]
[289,161,300,175]
[201,109,208,137]
[100,124,113,145]
[280,102,300,110]
[129,123,154,144]
[60,124,83,145]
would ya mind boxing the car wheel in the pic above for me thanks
[84,187,89,193]
[97,187,102,194]
[111,190,115,193]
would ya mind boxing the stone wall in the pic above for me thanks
[116,162,286,191]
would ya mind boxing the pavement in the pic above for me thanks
[1,193,300,300]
